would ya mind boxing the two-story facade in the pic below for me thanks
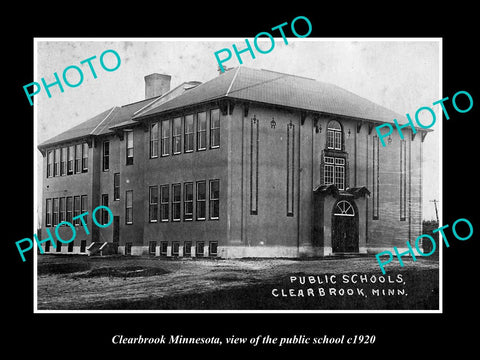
[38,67,429,258]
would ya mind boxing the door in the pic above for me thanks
[332,200,359,253]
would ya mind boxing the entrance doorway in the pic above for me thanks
[332,200,359,253]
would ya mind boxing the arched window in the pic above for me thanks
[334,200,355,216]
[327,120,343,150]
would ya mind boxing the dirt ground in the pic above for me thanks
[36,254,439,311]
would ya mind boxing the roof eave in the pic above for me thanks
[37,134,93,154]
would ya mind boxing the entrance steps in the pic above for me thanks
[86,242,118,256]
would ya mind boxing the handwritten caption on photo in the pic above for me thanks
[272,273,406,298]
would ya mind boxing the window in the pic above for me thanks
[197,111,207,150]
[45,198,52,227]
[150,122,159,158]
[67,145,74,175]
[125,190,133,224]
[286,121,295,216]
[334,200,355,216]
[75,144,82,174]
[173,117,182,154]
[209,180,219,220]
[52,198,59,226]
[60,147,67,176]
[47,151,53,178]
[373,135,380,220]
[149,241,157,255]
[400,140,407,221]
[114,173,120,201]
[172,183,181,221]
[250,116,259,215]
[184,114,194,152]
[327,120,343,150]
[73,196,80,225]
[66,197,73,223]
[184,241,192,257]
[102,141,109,171]
[149,186,158,222]
[80,240,87,253]
[54,148,60,176]
[68,240,74,253]
[101,194,109,225]
[334,158,345,190]
[324,157,334,185]
[126,130,134,165]
[160,241,168,256]
[81,195,88,224]
[82,143,88,172]
[45,240,50,253]
[161,119,170,156]
[210,109,220,148]
[184,182,193,221]
[209,241,218,257]
[172,241,180,256]
[324,156,345,190]
[196,181,206,220]
[125,242,132,255]
[56,241,62,253]
[196,241,204,257]
[59,197,66,223]
[160,185,169,221]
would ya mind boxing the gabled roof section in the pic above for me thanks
[134,66,407,124]
[38,80,204,150]
[38,97,159,149]
[38,106,116,149]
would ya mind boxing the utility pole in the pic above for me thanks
[430,199,439,223]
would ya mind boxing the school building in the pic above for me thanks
[37,66,429,258]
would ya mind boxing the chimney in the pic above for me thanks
[144,73,171,99]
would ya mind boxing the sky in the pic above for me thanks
[35,38,441,223]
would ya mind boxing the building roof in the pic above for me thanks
[38,97,157,149]
[38,81,204,149]
[39,66,417,150]
[134,66,406,124]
